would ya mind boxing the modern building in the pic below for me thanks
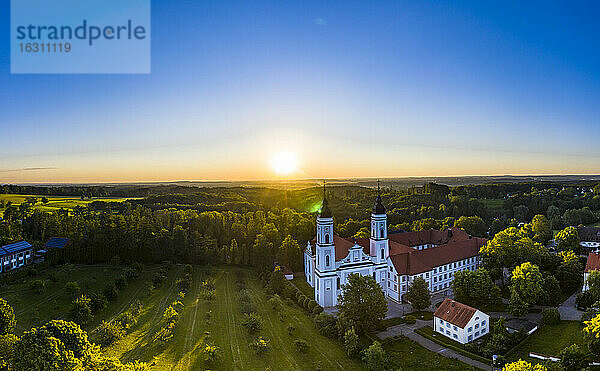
[433,298,489,344]
[0,241,34,273]
[304,188,487,307]
[583,252,600,291]
[44,237,70,249]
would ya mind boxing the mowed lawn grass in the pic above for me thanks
[480,198,505,212]
[103,266,362,370]
[0,264,152,334]
[383,336,478,371]
[0,194,133,216]
[506,321,587,364]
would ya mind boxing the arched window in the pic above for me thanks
[325,255,330,267]
[380,225,385,238]
[325,234,330,244]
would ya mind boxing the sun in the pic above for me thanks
[270,151,298,176]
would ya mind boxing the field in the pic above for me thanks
[506,321,586,364]
[0,264,362,370]
[0,264,483,370]
[0,194,132,216]
[480,199,505,213]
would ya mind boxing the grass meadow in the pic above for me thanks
[0,264,482,370]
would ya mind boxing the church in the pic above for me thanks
[304,189,487,308]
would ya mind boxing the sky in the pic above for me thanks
[1,0,600,183]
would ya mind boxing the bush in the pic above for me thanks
[541,308,561,325]
[241,313,262,333]
[98,320,125,346]
[153,271,167,287]
[65,281,81,298]
[294,339,309,353]
[268,295,283,312]
[103,282,119,301]
[344,327,360,358]
[576,291,594,310]
[203,343,220,363]
[312,305,324,315]
[48,272,59,283]
[115,275,127,289]
[89,293,108,314]
[124,268,139,282]
[362,341,387,371]
[307,300,317,312]
[314,313,338,339]
[250,337,270,355]
[70,295,93,325]
[287,324,296,336]
[29,279,46,294]
[403,315,416,324]
[297,294,307,306]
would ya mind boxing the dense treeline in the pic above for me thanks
[0,181,599,273]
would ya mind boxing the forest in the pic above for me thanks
[0,180,599,274]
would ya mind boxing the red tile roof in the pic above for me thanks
[388,228,469,247]
[585,253,600,273]
[387,237,485,275]
[434,298,477,328]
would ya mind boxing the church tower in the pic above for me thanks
[315,183,334,273]
[370,181,389,264]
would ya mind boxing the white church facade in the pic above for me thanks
[304,190,486,308]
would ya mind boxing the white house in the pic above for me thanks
[304,188,487,307]
[433,298,489,344]
[583,252,600,291]
[0,241,34,273]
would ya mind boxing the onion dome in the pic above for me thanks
[319,197,332,218]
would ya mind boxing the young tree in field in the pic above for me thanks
[452,268,501,308]
[555,226,581,254]
[510,262,544,307]
[531,215,552,245]
[502,359,547,371]
[70,295,93,325]
[0,299,15,336]
[362,341,387,371]
[406,277,431,311]
[454,216,488,237]
[337,274,387,334]
[343,327,360,358]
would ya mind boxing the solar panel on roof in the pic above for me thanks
[45,238,69,248]
[0,241,32,255]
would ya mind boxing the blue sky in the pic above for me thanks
[1,0,599,182]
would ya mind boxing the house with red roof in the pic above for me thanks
[433,298,489,344]
[304,185,486,307]
[583,252,600,291]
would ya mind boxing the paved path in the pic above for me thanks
[377,320,492,371]
[558,290,583,320]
